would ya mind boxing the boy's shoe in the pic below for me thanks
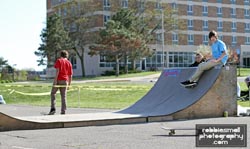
[61,111,65,115]
[48,108,56,115]
[180,80,197,87]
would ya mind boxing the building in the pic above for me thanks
[47,0,250,76]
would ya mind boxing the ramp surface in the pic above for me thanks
[118,67,222,116]
[0,67,224,131]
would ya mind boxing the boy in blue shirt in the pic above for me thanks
[181,30,228,87]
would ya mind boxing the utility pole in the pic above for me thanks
[161,2,166,69]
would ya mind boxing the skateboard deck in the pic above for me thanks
[161,126,200,135]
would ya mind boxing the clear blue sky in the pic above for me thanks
[0,0,46,71]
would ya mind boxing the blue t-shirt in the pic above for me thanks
[211,39,228,65]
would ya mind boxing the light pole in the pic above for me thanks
[12,64,16,81]
[161,5,165,69]
[153,49,157,71]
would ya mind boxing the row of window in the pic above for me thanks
[187,4,250,18]
[99,52,195,68]
[187,20,250,32]
[88,51,250,69]
[156,32,250,46]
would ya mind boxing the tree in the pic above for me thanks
[35,14,71,68]
[0,57,9,79]
[89,9,149,76]
[55,0,101,77]
[0,57,8,69]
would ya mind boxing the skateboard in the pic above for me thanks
[161,126,200,135]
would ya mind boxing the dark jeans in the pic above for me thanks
[50,80,68,113]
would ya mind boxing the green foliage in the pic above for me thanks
[237,68,250,77]
[196,45,212,59]
[0,57,8,68]
[35,14,71,67]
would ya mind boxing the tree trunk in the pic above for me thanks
[74,47,85,77]
[115,55,119,77]
[132,58,136,71]
[124,55,128,74]
[80,49,85,77]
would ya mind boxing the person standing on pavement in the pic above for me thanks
[181,30,228,86]
[49,50,73,115]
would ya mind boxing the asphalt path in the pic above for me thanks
[0,117,249,149]
[0,74,249,149]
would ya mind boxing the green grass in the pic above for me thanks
[74,71,161,80]
[0,82,153,109]
[237,68,250,77]
[1,69,250,109]
[238,82,250,107]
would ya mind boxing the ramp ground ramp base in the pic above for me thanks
[0,66,237,131]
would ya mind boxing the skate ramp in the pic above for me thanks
[0,66,237,131]
[118,67,222,116]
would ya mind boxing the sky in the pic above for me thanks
[0,0,46,71]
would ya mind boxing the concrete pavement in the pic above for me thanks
[0,117,249,149]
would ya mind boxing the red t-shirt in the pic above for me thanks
[54,58,73,81]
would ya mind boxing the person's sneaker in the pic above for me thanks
[61,111,65,115]
[180,80,191,85]
[180,80,197,86]
[48,108,56,115]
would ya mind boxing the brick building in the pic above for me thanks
[47,0,250,76]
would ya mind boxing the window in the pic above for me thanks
[187,5,193,15]
[156,33,162,42]
[70,22,77,32]
[219,35,223,41]
[245,37,250,44]
[63,7,67,16]
[203,5,208,16]
[156,0,162,10]
[245,8,249,16]
[138,0,145,11]
[231,8,236,17]
[70,54,77,69]
[232,22,237,32]
[203,20,208,30]
[103,0,110,10]
[245,23,250,31]
[188,34,194,45]
[217,7,222,15]
[217,21,223,31]
[232,36,237,44]
[57,8,62,16]
[99,54,116,68]
[146,51,164,68]
[172,2,177,10]
[121,0,128,8]
[188,19,193,29]
[172,33,178,44]
[104,15,110,24]
[169,52,194,67]
[203,35,209,45]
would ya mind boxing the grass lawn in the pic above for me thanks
[0,82,154,109]
[1,69,250,109]
[237,67,250,77]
